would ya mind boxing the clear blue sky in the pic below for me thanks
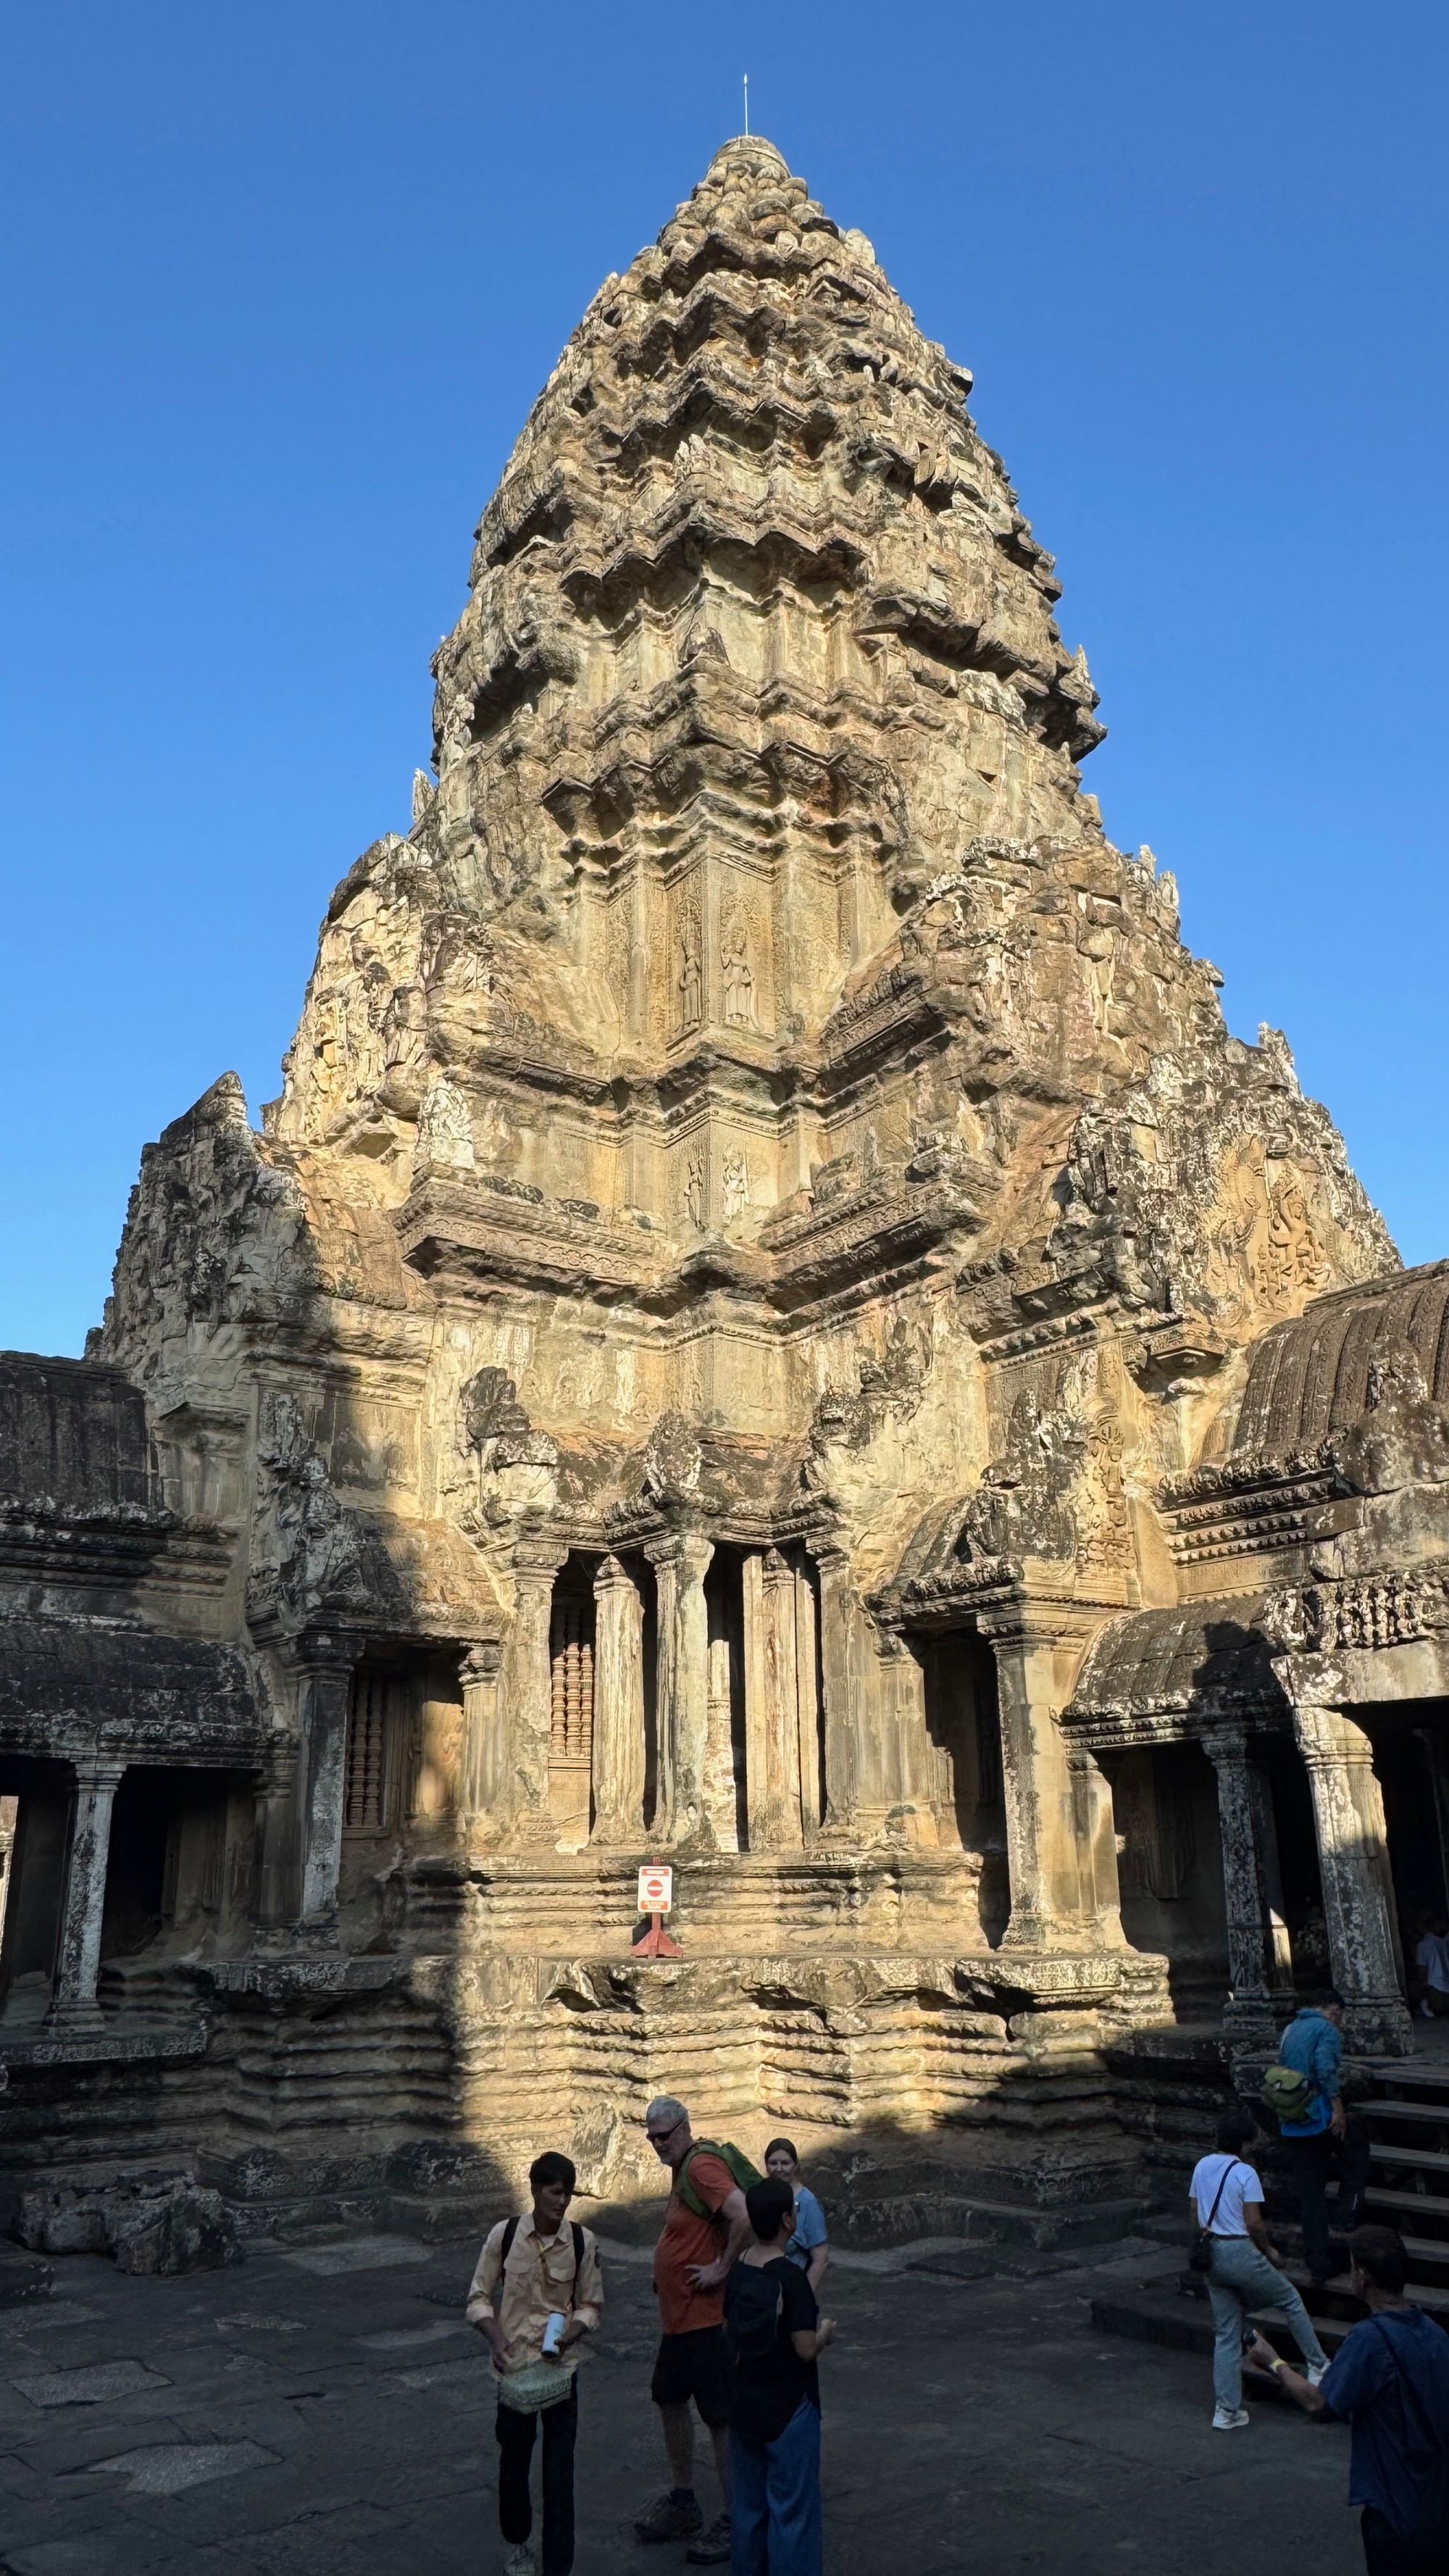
[3,2,1445,1356]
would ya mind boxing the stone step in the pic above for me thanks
[1369,2194,1449,2235]
[1090,2280,1353,2363]
[1371,2067,1449,2101]
[1360,2099,1449,2127]
[828,2188,1150,2254]
[1367,2143,1449,2178]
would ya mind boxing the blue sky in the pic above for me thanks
[3,1,1445,1356]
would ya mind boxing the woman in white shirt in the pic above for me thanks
[1189,2106,1329,2430]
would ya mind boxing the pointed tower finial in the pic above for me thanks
[743,73,749,136]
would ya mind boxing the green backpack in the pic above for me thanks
[677,2139,761,2219]
[1261,2062,1316,2126]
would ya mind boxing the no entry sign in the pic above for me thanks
[637,1863,673,1914]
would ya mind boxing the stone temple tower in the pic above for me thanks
[5,136,1426,2246]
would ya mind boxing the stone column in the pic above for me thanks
[1203,1725,1289,2034]
[793,1564,821,1832]
[743,1549,805,1853]
[809,1543,858,1834]
[1293,1701,1413,2055]
[296,1635,360,1938]
[498,1538,568,1842]
[982,1625,1087,1952]
[459,1641,504,1836]
[1248,1759,1297,1997]
[1068,1747,1126,1948]
[646,1532,714,1847]
[591,1556,646,1844]
[48,1758,126,2027]
[251,1741,303,1940]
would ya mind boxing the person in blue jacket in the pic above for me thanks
[1277,1989,1368,2281]
[1250,2225,1449,2574]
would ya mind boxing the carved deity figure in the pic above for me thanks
[721,909,756,1028]
[683,1156,706,1229]
[722,1151,749,1220]
[1258,1167,1328,1305]
[676,901,703,1032]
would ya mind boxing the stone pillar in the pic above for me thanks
[983,1625,1089,1952]
[794,1562,822,1833]
[1068,1747,1126,1948]
[1248,1758,1297,1997]
[48,1758,125,2027]
[1203,1725,1290,2034]
[591,1556,646,1845]
[1293,1701,1412,2055]
[646,1532,714,1847]
[296,1635,360,1938]
[459,1641,504,1835]
[809,1543,858,1834]
[251,1741,303,1939]
[498,1538,568,1841]
[743,1548,806,1852]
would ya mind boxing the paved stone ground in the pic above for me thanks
[0,2227,1364,2576]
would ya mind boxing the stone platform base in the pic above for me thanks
[0,1925,1178,2254]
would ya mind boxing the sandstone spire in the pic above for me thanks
[244,131,1386,1364]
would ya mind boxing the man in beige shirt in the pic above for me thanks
[467,2151,604,2576]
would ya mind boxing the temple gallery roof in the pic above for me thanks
[0,1615,262,1763]
[1232,1259,1449,1456]
[1066,1596,1286,1734]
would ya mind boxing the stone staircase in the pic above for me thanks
[1092,2054,1449,2371]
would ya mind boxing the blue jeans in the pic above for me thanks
[1206,2236,1328,2411]
[730,2398,822,2576]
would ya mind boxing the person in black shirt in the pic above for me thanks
[723,2177,835,2576]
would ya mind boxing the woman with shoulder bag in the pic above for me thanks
[1188,2106,1329,2430]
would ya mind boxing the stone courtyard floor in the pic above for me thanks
[0,2226,1364,2576]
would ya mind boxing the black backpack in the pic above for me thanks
[724,2262,786,2365]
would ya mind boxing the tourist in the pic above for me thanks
[1189,2105,1329,2429]
[1409,1912,1449,2018]
[466,2150,603,2576]
[763,2138,830,2293]
[636,2095,753,2564]
[1248,2224,1449,2572]
[1275,1988,1368,2277]
[724,2175,835,2576]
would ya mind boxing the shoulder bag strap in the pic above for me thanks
[1202,2158,1240,2235]
[570,2221,585,2280]
[501,2214,519,2264]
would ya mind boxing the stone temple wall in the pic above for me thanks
[1,134,1441,2252]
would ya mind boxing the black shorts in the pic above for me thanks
[651,2325,732,2427]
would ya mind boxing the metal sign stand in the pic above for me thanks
[634,1862,682,1956]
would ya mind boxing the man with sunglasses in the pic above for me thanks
[635,2094,751,2564]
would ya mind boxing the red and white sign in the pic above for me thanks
[637,1863,674,1915]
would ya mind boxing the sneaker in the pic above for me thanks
[685,2514,732,2565]
[1212,2406,1250,2430]
[635,2494,703,2544]
[1421,2000,1435,2019]
[502,2551,535,2576]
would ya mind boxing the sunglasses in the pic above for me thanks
[646,2117,685,2153]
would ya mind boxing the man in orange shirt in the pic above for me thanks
[635,2093,751,2564]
